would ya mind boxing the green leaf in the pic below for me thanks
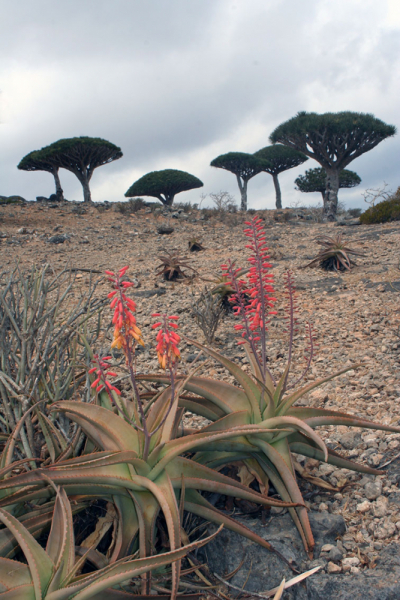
[166,457,297,508]
[0,557,32,589]
[35,410,64,463]
[49,527,221,600]
[149,425,283,479]
[46,487,75,583]
[52,401,140,454]
[185,338,262,420]
[0,583,36,598]
[288,439,382,474]
[276,365,361,415]
[273,364,290,407]
[288,406,400,433]
[139,373,249,415]
[260,416,328,461]
[0,507,54,598]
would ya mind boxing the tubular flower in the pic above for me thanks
[152,313,181,370]
[89,354,121,395]
[106,267,144,355]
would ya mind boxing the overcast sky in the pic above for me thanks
[1,0,399,210]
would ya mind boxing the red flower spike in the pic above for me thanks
[223,216,277,365]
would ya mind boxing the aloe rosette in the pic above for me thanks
[0,483,220,599]
[138,217,400,557]
[0,267,300,594]
[0,399,299,586]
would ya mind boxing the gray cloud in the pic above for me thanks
[1,0,399,209]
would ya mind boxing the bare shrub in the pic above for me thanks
[209,191,237,212]
[191,289,224,344]
[362,182,393,208]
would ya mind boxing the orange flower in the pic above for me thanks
[152,315,181,370]
[106,267,144,355]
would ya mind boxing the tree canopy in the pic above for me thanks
[210,152,268,211]
[295,167,361,198]
[125,169,203,206]
[21,137,123,202]
[253,145,308,175]
[18,151,64,200]
[270,111,396,219]
[253,145,308,208]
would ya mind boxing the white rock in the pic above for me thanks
[321,544,334,552]
[342,557,360,568]
[318,463,336,476]
[372,496,388,517]
[357,500,371,513]
[327,561,342,574]
[389,440,400,450]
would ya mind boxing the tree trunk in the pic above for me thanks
[80,176,92,203]
[164,194,175,206]
[236,175,247,211]
[324,169,339,221]
[52,168,64,201]
[272,174,282,209]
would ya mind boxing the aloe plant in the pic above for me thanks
[303,234,365,271]
[139,217,400,557]
[209,268,248,307]
[0,482,219,599]
[0,267,299,595]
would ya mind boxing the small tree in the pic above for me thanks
[125,169,203,206]
[210,152,268,211]
[17,151,64,201]
[270,111,396,220]
[253,145,308,209]
[295,167,361,200]
[22,137,123,202]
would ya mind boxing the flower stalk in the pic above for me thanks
[102,269,181,460]
[222,216,277,383]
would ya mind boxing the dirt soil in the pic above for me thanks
[1,199,400,573]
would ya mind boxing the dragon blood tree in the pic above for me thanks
[270,111,396,220]
[139,215,400,557]
[253,144,308,209]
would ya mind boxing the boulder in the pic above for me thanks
[47,234,70,244]
[204,510,400,598]
[204,511,345,599]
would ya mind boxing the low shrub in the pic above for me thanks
[348,207,363,218]
[114,198,147,214]
[360,187,400,224]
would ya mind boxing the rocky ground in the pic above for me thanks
[1,199,400,594]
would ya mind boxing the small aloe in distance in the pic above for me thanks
[303,234,365,271]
